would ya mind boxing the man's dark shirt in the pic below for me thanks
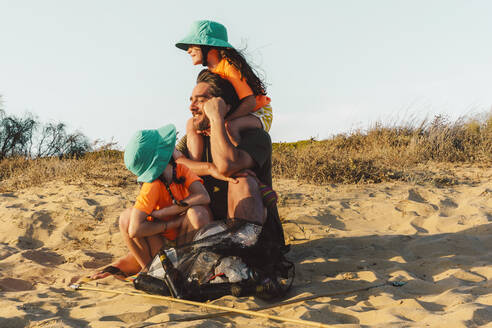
[176,129,285,247]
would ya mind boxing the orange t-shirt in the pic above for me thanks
[134,163,203,240]
[210,54,271,111]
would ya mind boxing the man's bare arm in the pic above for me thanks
[205,97,255,176]
[174,156,213,176]
[175,147,240,183]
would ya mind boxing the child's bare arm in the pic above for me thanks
[151,181,210,219]
[128,208,168,238]
[225,95,256,121]
[175,155,240,184]
[181,180,211,206]
[150,181,210,220]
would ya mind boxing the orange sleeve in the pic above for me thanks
[216,60,253,100]
[134,182,160,214]
[176,163,203,189]
[254,95,271,111]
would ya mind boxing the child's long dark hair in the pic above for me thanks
[161,157,185,185]
[158,158,186,206]
[138,158,185,192]
[219,48,266,96]
[202,46,266,96]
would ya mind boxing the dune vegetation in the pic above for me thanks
[273,113,492,185]
[0,109,491,192]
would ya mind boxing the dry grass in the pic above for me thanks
[0,150,135,192]
[273,114,492,185]
[1,113,491,191]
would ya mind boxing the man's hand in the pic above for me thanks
[234,169,257,179]
[203,97,229,121]
[234,169,262,184]
[209,164,239,184]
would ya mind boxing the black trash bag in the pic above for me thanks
[134,219,294,301]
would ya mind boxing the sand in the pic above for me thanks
[0,165,491,327]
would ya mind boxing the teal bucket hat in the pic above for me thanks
[124,124,176,183]
[176,20,234,51]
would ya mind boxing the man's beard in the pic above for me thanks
[194,116,210,132]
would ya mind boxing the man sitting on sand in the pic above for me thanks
[174,69,286,249]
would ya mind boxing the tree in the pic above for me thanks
[0,99,91,160]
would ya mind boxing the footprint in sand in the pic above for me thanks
[410,218,429,233]
[16,211,56,250]
[99,306,169,325]
[0,192,17,198]
[408,189,427,203]
[84,198,100,206]
[439,197,459,217]
[279,192,305,206]
[33,201,47,207]
[440,198,458,208]
[395,189,438,218]
[93,206,105,221]
[17,236,44,250]
[22,249,65,266]
[0,244,18,260]
[316,212,346,231]
[5,203,28,210]
[0,277,34,291]
[81,250,113,269]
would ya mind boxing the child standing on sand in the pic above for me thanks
[176,20,273,161]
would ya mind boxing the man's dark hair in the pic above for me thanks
[196,69,240,115]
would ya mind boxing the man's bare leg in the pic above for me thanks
[227,175,266,224]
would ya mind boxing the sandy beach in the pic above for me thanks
[1,165,491,327]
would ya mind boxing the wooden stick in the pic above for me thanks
[70,284,333,328]
[136,283,387,327]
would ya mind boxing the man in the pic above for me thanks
[175,69,285,248]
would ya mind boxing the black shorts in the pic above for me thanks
[202,176,229,220]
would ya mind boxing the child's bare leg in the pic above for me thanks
[118,208,161,268]
[225,115,262,146]
[90,209,143,279]
[183,205,212,236]
[186,118,204,161]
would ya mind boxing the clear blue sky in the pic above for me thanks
[1,0,491,147]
